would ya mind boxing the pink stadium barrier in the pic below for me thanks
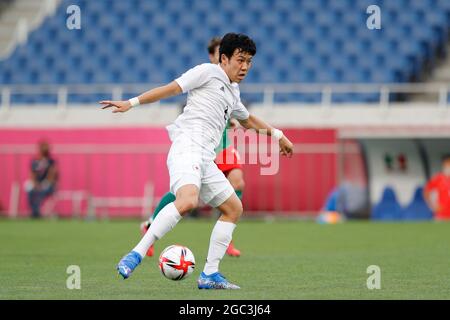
[0,127,340,218]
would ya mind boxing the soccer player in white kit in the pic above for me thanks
[100,33,294,289]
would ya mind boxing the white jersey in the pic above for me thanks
[167,63,250,161]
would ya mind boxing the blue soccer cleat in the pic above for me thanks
[197,272,241,289]
[116,251,142,279]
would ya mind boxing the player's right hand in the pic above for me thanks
[99,100,132,113]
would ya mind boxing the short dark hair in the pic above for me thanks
[207,37,221,54]
[442,154,450,162]
[219,33,256,63]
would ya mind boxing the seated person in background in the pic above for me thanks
[24,141,58,218]
[318,181,368,223]
[317,187,344,224]
[424,154,450,220]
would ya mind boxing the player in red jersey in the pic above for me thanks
[424,154,450,220]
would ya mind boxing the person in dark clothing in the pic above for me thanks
[25,141,58,218]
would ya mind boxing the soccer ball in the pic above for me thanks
[158,245,195,281]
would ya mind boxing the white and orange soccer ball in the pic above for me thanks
[158,245,195,281]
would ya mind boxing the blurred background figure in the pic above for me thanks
[24,140,58,218]
[207,36,221,64]
[318,181,369,223]
[424,154,450,221]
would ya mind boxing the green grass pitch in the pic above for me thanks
[1,218,450,299]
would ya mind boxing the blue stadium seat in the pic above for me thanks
[11,93,58,104]
[397,10,424,26]
[424,11,447,28]
[246,0,267,11]
[331,93,380,103]
[382,0,410,10]
[273,0,298,11]
[315,10,340,27]
[371,187,403,221]
[401,186,433,221]
[274,92,321,104]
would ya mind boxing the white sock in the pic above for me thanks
[132,202,182,258]
[203,220,236,275]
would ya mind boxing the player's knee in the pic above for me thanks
[174,185,200,214]
[230,178,244,191]
[175,197,198,214]
[217,194,243,223]
[228,171,245,191]
[236,178,245,191]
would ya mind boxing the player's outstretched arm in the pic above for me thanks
[99,81,182,113]
[238,114,294,157]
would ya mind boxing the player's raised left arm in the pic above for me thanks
[238,114,294,157]
[99,81,182,113]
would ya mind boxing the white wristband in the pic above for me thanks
[128,97,140,108]
[272,128,283,140]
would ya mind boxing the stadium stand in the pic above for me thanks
[0,0,449,104]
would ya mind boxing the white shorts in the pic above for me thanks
[167,134,235,208]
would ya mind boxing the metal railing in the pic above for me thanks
[0,82,449,110]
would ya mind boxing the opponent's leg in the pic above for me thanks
[152,192,177,222]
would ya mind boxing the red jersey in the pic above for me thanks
[425,173,450,219]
